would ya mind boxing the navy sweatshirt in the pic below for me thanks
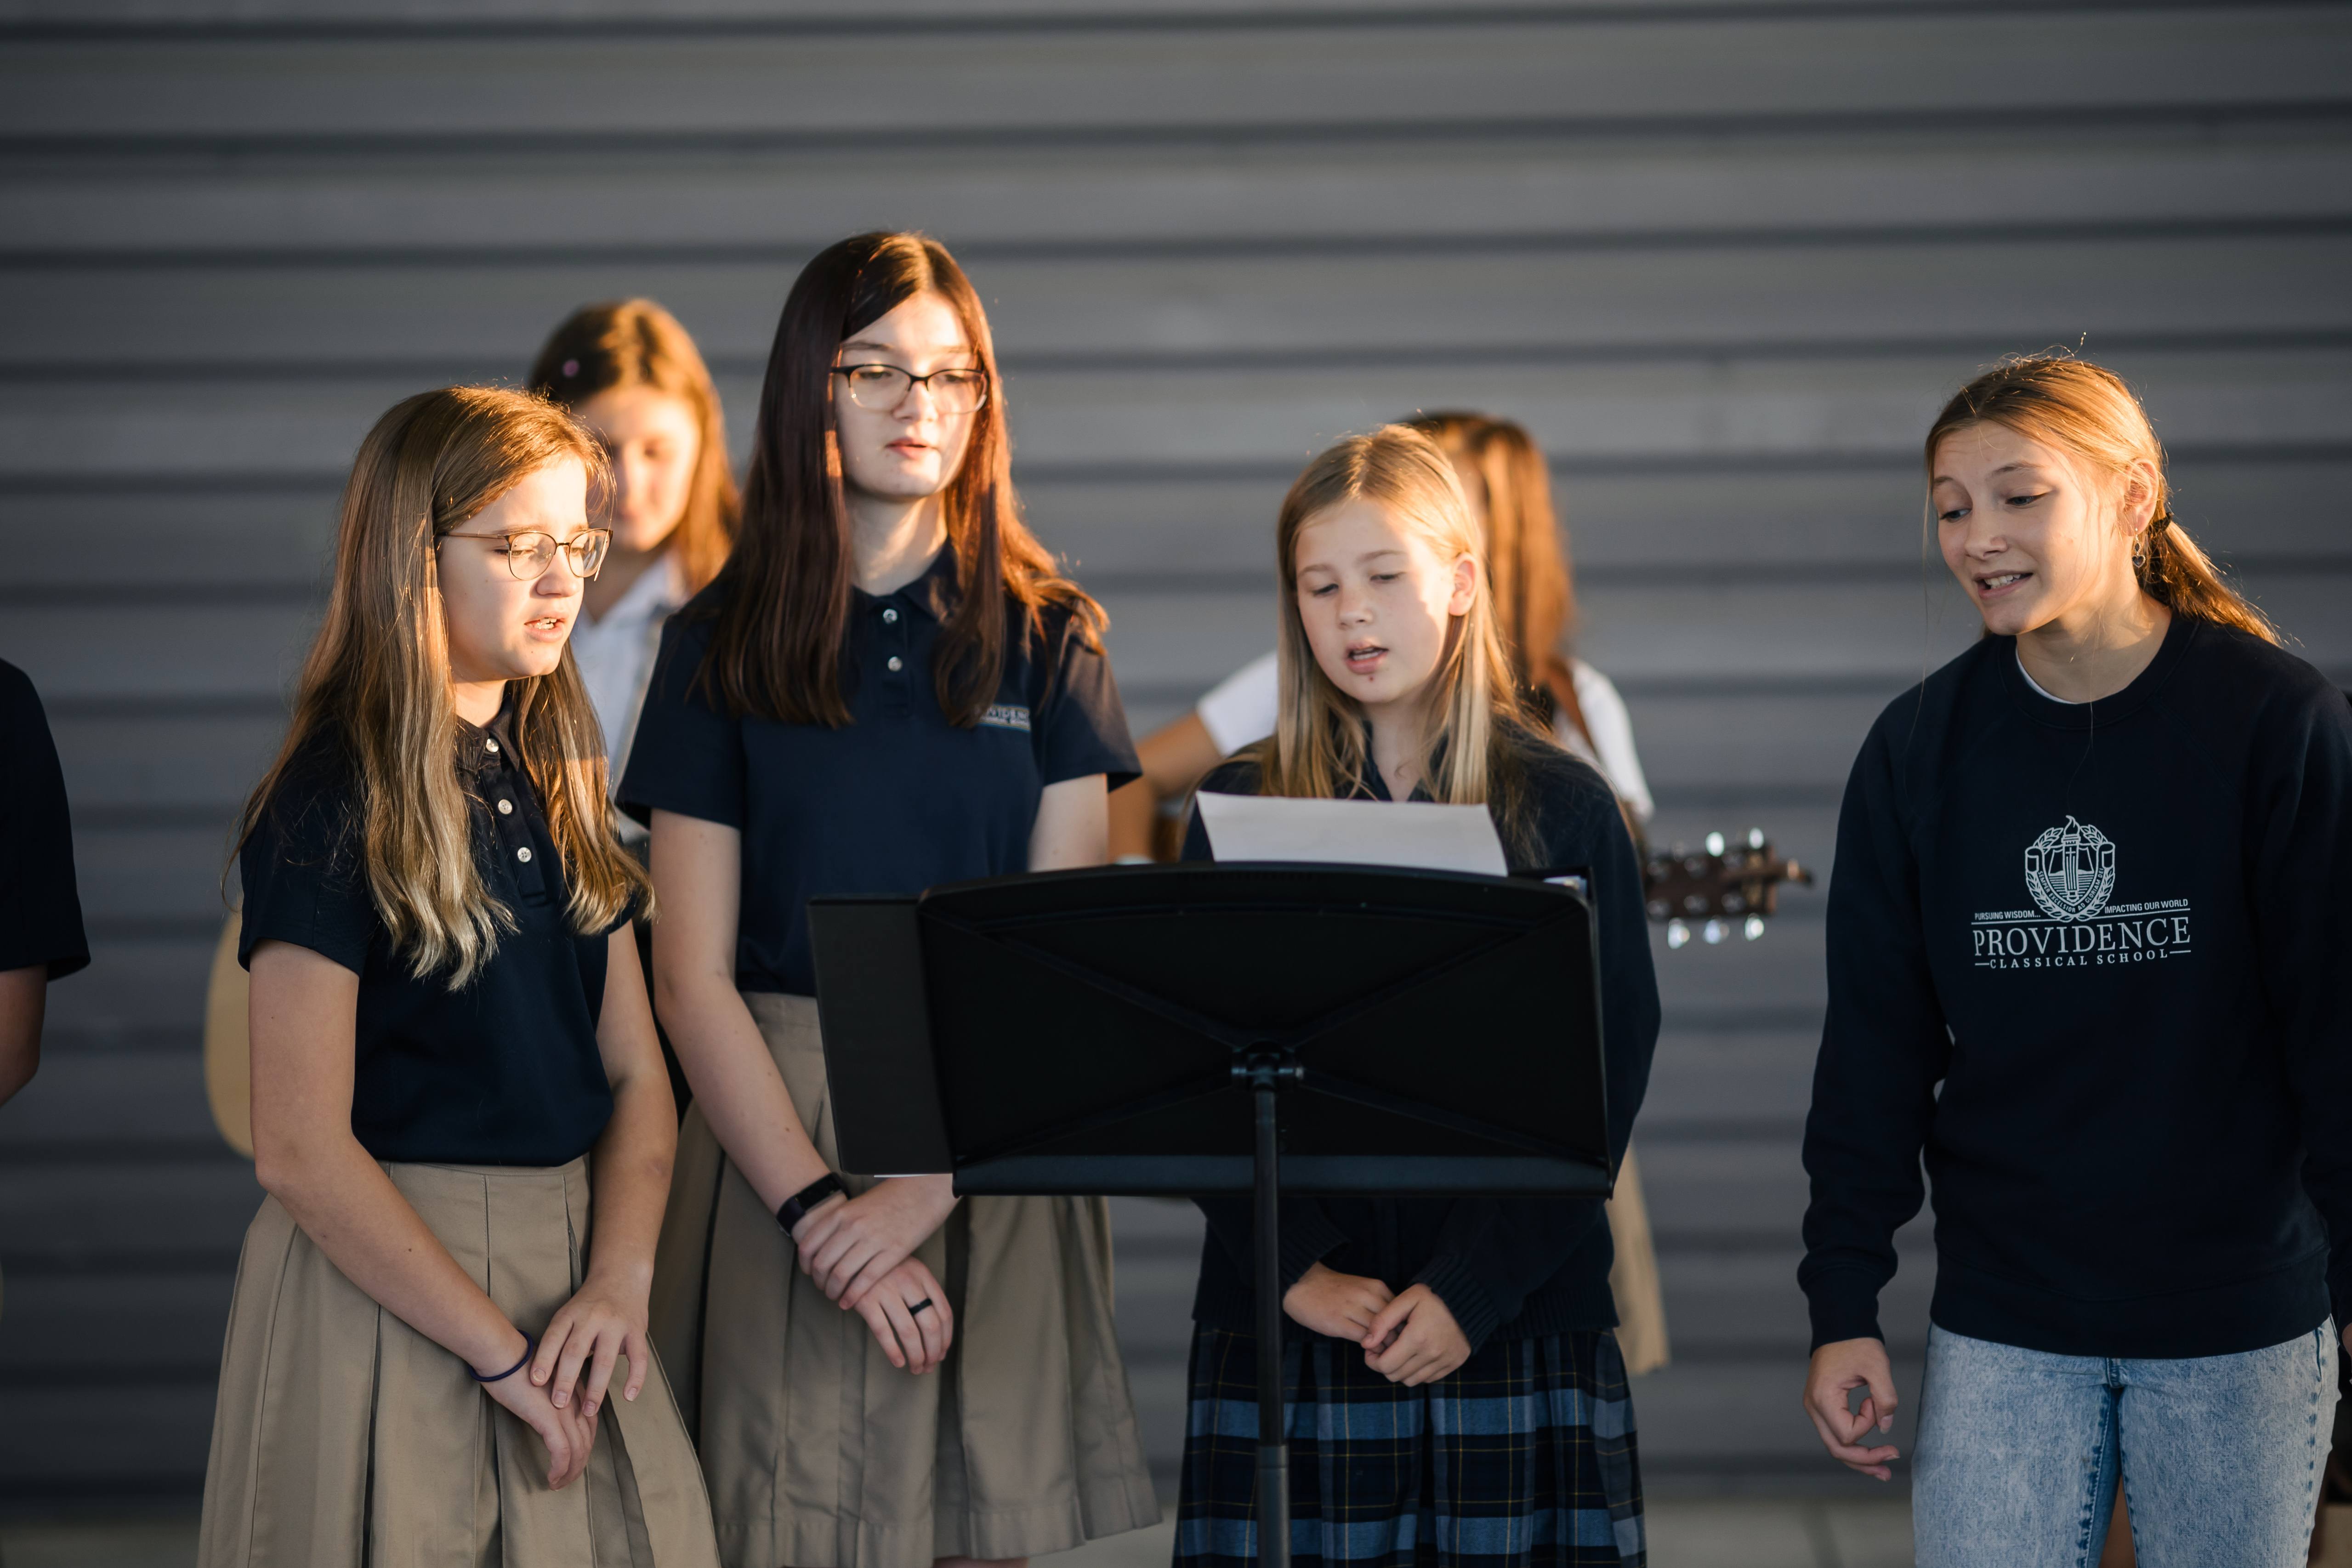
[1800,614,2352,1360]
[1183,739,1662,1353]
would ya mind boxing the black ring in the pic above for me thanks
[908,1298,935,1316]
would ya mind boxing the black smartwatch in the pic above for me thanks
[776,1172,846,1238]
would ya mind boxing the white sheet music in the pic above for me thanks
[1193,791,1509,877]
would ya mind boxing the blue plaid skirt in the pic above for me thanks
[1175,1326,1644,1568]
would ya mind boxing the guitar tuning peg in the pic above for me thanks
[1744,915,1765,941]
[1666,919,1690,949]
[1705,831,1726,856]
[1702,918,1727,945]
[1748,827,1765,850]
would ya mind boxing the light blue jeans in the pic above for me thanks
[1912,1322,2339,1568]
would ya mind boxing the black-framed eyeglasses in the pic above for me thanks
[439,528,611,582]
[833,364,990,415]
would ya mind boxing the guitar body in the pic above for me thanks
[203,910,254,1159]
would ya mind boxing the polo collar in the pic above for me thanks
[856,543,960,625]
[456,689,520,780]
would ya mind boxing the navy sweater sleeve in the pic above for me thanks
[1798,706,1953,1348]
[2250,684,2352,1328]
[1413,789,1660,1350]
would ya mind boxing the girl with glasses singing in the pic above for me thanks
[1180,426,1661,1568]
[198,386,719,1566]
[620,233,1158,1568]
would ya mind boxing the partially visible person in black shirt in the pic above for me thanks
[1174,426,1660,1568]
[0,658,86,1108]
[197,386,721,1568]
[1798,358,2350,1565]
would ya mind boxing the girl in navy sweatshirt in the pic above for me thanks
[1799,356,2350,1566]
[1182,426,1661,1568]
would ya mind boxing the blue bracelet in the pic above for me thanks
[471,1334,534,1384]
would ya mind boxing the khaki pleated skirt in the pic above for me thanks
[1605,1143,1670,1377]
[650,992,1159,1568]
[198,1158,721,1568]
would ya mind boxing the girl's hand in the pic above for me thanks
[1361,1284,1470,1386]
[531,1267,653,1423]
[1801,1337,1901,1481]
[849,1256,954,1375]
[477,1332,598,1489]
[793,1174,957,1308]
[1281,1261,1395,1341]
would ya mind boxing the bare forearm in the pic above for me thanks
[0,965,43,1108]
[656,972,831,1211]
[584,1071,674,1289]
[263,1137,523,1372]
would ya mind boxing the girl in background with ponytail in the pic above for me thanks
[529,299,737,806]
[1799,356,2351,1565]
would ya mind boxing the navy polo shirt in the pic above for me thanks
[237,701,621,1166]
[0,659,89,979]
[619,546,1140,996]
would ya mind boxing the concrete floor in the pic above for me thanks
[0,1501,1918,1568]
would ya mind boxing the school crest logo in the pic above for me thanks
[2023,816,2116,923]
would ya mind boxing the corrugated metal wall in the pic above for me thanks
[2,0,2346,1511]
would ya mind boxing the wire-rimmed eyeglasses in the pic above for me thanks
[833,364,990,415]
[439,528,612,582]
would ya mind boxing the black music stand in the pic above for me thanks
[808,863,1613,1568]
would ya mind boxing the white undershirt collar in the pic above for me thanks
[2017,652,2081,705]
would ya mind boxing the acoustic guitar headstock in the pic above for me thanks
[1643,828,1814,949]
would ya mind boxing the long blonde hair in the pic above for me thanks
[236,386,651,987]
[1257,426,1536,829]
[1926,355,2277,644]
[529,298,739,596]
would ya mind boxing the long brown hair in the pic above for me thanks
[702,232,1104,727]
[1403,412,1594,748]
[528,298,738,595]
[1257,426,1537,838]
[235,386,650,987]
[1925,355,2277,643]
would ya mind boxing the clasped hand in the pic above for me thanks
[1282,1262,1471,1387]
[474,1265,653,1490]
[790,1174,959,1374]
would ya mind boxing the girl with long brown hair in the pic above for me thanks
[1179,426,1661,1568]
[198,386,718,1565]
[1799,356,2350,1562]
[529,299,738,797]
[619,233,1157,1568]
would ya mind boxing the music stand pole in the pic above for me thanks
[1245,1053,1295,1568]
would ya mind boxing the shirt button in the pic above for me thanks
[882,608,899,625]
[485,739,499,753]
[886,655,903,672]
[497,799,513,815]
[516,846,533,863]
